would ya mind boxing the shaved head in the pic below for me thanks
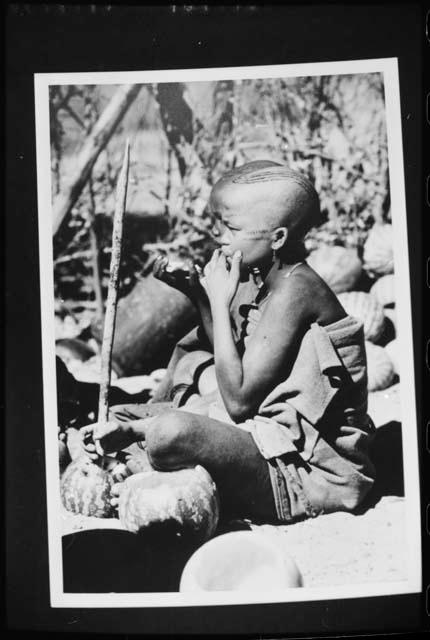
[212,160,321,240]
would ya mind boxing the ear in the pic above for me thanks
[270,227,288,251]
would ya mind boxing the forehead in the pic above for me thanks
[210,183,243,208]
[210,181,282,226]
[210,182,266,214]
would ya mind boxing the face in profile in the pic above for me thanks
[209,184,279,271]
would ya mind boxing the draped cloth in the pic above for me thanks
[152,301,375,523]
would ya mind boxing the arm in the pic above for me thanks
[153,256,214,346]
[189,287,214,347]
[205,252,313,422]
[81,416,156,457]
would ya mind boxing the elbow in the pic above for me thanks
[225,399,254,423]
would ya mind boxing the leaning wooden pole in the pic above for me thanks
[96,139,130,455]
[53,84,140,236]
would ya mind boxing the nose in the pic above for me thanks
[213,227,229,246]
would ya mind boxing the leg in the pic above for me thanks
[108,403,174,474]
[144,409,277,523]
[108,401,174,424]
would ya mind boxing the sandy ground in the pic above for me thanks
[60,383,407,589]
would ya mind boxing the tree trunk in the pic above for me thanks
[53,84,142,236]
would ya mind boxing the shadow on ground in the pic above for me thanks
[356,420,404,514]
[62,521,202,593]
[62,517,252,593]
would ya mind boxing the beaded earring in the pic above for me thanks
[251,266,264,289]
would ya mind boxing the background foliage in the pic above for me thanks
[50,74,389,329]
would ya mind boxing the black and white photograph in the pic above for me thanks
[34,59,420,608]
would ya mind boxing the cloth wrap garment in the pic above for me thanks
[151,303,376,523]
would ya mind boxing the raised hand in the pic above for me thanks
[152,255,203,299]
[203,249,242,309]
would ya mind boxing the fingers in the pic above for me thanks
[94,439,104,457]
[111,462,130,482]
[80,424,94,439]
[152,255,168,278]
[110,478,127,508]
[80,424,100,459]
[110,481,124,507]
[211,248,220,264]
[229,250,242,281]
[204,249,222,276]
[153,256,175,286]
[111,482,124,496]
[80,421,114,458]
[83,442,99,461]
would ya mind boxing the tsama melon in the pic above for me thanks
[59,439,71,475]
[385,339,400,376]
[307,246,362,293]
[363,223,394,276]
[369,274,395,308]
[384,307,397,333]
[60,457,115,518]
[118,465,219,543]
[338,291,386,343]
[365,341,395,391]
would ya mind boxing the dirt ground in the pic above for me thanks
[60,383,406,589]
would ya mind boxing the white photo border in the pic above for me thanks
[34,57,421,608]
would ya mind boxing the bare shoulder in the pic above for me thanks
[269,262,347,326]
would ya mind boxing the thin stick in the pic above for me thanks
[96,139,130,456]
[88,174,104,322]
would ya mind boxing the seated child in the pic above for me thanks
[81,160,376,524]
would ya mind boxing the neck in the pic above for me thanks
[249,244,307,289]
[260,253,305,289]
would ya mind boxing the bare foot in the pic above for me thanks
[110,481,125,509]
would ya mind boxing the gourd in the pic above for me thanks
[384,307,397,333]
[365,341,395,391]
[370,274,395,308]
[307,246,362,293]
[118,465,219,543]
[385,339,400,376]
[363,223,394,277]
[179,530,303,592]
[338,291,386,343]
[59,439,71,475]
[60,456,115,518]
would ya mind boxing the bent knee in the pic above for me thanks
[146,410,194,469]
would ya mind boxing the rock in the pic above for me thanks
[365,341,395,391]
[307,245,362,293]
[180,530,303,592]
[385,339,399,376]
[91,275,198,376]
